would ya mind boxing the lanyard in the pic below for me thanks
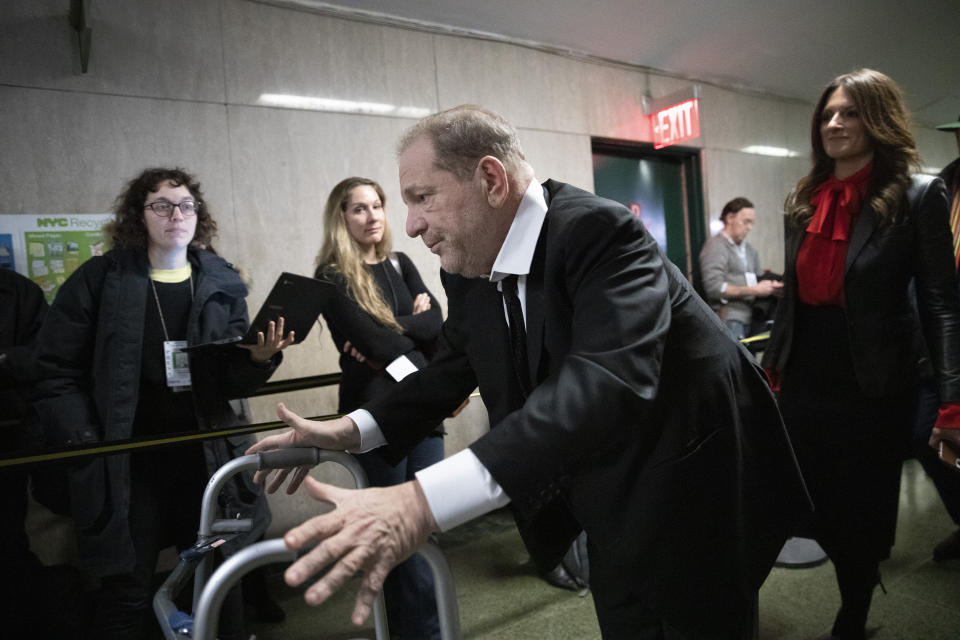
[150,274,194,340]
[150,274,195,391]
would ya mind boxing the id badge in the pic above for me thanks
[744,271,758,287]
[164,340,192,391]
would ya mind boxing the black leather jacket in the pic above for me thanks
[763,174,960,401]
[940,156,959,203]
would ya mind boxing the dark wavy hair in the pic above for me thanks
[787,68,919,226]
[720,197,754,222]
[104,167,217,250]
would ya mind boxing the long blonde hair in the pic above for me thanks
[316,177,402,332]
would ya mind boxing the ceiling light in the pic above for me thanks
[741,145,802,158]
[257,93,431,118]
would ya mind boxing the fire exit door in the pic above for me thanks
[591,139,705,284]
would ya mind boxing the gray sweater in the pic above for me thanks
[698,232,760,324]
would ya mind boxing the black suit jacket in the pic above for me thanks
[366,180,808,636]
[763,174,960,401]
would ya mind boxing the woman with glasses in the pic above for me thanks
[313,176,444,640]
[33,167,294,639]
[762,69,960,639]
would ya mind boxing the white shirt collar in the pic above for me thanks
[489,178,547,282]
[720,229,739,246]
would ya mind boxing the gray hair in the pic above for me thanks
[397,105,527,181]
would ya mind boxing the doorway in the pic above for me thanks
[591,139,705,284]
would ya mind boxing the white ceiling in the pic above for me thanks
[283,0,960,128]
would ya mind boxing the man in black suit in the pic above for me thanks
[250,105,808,639]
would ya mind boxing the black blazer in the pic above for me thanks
[763,174,960,401]
[366,180,808,636]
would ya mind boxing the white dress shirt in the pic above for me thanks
[347,178,548,531]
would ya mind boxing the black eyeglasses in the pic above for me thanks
[144,199,200,218]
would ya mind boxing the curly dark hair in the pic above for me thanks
[104,167,217,250]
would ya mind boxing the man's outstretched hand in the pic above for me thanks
[283,477,439,626]
[245,402,362,493]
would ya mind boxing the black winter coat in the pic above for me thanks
[33,248,277,575]
[0,269,47,426]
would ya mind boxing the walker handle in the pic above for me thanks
[257,447,320,470]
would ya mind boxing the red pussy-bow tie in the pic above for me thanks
[807,169,870,241]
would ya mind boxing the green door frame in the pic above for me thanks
[591,138,706,285]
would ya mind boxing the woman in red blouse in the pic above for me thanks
[762,69,960,639]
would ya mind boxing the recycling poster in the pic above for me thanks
[0,214,112,302]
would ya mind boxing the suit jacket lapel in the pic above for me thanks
[524,184,556,384]
[525,226,547,384]
[845,201,879,275]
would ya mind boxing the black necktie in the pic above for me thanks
[501,274,531,396]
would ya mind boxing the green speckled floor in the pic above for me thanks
[246,460,960,639]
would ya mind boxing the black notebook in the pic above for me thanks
[182,272,334,353]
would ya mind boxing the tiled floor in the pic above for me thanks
[246,460,960,639]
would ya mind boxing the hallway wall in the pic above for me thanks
[3,0,956,536]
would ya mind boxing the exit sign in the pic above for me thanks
[650,98,700,149]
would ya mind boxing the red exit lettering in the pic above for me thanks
[651,98,700,149]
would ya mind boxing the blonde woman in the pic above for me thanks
[315,176,443,639]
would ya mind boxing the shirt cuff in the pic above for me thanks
[345,409,387,453]
[415,449,511,532]
[719,282,728,304]
[935,403,960,429]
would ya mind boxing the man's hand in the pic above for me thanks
[725,280,784,299]
[283,477,439,626]
[245,402,362,493]
[754,280,784,298]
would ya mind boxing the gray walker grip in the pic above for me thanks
[257,447,320,469]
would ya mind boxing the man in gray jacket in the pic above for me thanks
[699,197,782,339]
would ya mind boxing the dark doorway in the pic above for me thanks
[592,139,705,284]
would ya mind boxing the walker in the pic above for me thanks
[153,447,462,639]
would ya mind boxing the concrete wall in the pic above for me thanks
[3,0,957,545]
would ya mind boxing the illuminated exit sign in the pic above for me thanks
[651,98,700,149]
[643,86,701,149]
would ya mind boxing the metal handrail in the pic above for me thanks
[0,372,344,449]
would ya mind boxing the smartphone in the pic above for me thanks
[939,440,960,471]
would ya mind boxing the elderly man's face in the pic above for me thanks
[400,136,502,277]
